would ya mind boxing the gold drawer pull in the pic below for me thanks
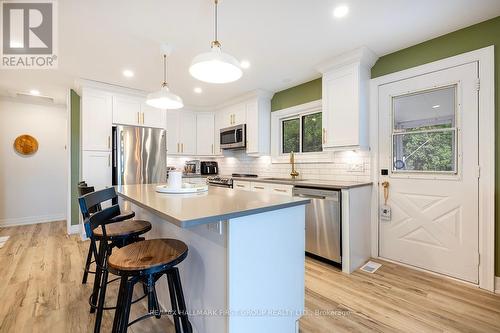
[254,186,265,190]
[274,188,287,192]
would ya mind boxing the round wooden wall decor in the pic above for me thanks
[14,135,39,155]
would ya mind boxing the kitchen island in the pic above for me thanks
[116,184,310,333]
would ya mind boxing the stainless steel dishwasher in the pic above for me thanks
[293,186,341,264]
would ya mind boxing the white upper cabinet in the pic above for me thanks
[112,94,142,126]
[196,113,216,156]
[317,47,377,150]
[219,103,247,128]
[142,103,166,128]
[246,98,271,156]
[82,88,113,151]
[112,94,166,128]
[166,109,197,155]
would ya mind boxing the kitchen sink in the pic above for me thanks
[262,177,307,181]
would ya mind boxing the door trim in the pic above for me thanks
[369,46,495,291]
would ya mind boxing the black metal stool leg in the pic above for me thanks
[82,241,94,284]
[112,276,128,333]
[119,277,137,333]
[172,268,192,333]
[90,240,105,313]
[167,271,181,332]
[94,258,109,333]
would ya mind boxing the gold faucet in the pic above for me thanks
[290,151,299,180]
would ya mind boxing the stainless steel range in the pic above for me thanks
[206,176,233,188]
[207,173,258,188]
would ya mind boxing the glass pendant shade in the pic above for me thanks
[189,45,242,84]
[146,85,183,109]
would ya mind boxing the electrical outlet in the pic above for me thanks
[207,221,223,234]
[348,163,364,172]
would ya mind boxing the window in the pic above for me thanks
[282,112,322,154]
[392,85,457,173]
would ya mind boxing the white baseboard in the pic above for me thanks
[0,214,66,227]
[67,223,81,235]
[495,276,500,294]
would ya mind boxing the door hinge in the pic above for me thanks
[476,78,480,91]
[476,165,481,179]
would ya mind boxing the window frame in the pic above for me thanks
[390,84,459,175]
[271,100,332,164]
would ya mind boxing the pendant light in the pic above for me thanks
[146,53,184,109]
[189,0,242,84]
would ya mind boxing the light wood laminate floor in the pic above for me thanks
[0,221,499,333]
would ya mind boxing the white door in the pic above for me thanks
[196,113,215,155]
[378,62,479,283]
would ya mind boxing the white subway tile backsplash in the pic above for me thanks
[168,150,371,182]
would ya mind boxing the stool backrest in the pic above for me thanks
[78,187,120,239]
[86,204,121,239]
[78,184,100,217]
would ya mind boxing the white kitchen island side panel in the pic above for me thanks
[228,205,305,333]
[121,200,306,333]
[123,202,228,333]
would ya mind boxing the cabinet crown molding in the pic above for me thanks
[215,89,273,110]
[315,46,378,74]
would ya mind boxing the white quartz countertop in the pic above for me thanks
[116,184,310,228]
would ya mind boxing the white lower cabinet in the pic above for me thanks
[82,150,112,191]
[234,181,293,196]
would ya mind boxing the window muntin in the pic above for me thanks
[392,85,457,173]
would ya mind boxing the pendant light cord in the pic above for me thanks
[211,0,221,48]
[162,54,168,87]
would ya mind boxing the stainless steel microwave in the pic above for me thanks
[220,124,246,150]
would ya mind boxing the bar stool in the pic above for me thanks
[78,183,136,284]
[78,187,152,333]
[107,238,193,333]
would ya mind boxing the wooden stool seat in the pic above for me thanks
[94,220,152,238]
[108,239,188,273]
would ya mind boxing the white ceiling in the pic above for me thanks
[1,0,499,106]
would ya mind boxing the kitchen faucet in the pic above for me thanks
[290,151,299,180]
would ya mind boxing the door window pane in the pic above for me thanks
[393,85,456,133]
[393,130,456,172]
[392,85,457,173]
[282,118,300,154]
[302,112,323,153]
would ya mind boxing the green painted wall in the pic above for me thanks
[271,78,322,111]
[70,90,80,226]
[372,16,500,276]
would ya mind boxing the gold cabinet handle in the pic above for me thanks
[236,184,245,188]
[211,144,214,154]
[322,128,326,144]
[137,112,140,124]
[177,143,180,153]
[108,136,111,149]
[141,112,145,124]
[274,188,287,193]
[108,154,111,167]
[181,143,184,153]
[254,186,265,190]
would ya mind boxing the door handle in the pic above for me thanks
[382,181,390,205]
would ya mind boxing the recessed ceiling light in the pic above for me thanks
[240,60,251,69]
[194,87,203,94]
[122,69,134,78]
[432,104,440,109]
[333,5,349,18]
[29,89,40,96]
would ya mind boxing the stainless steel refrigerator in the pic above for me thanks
[112,125,167,186]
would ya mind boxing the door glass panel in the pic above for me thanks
[282,118,300,154]
[392,85,457,173]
